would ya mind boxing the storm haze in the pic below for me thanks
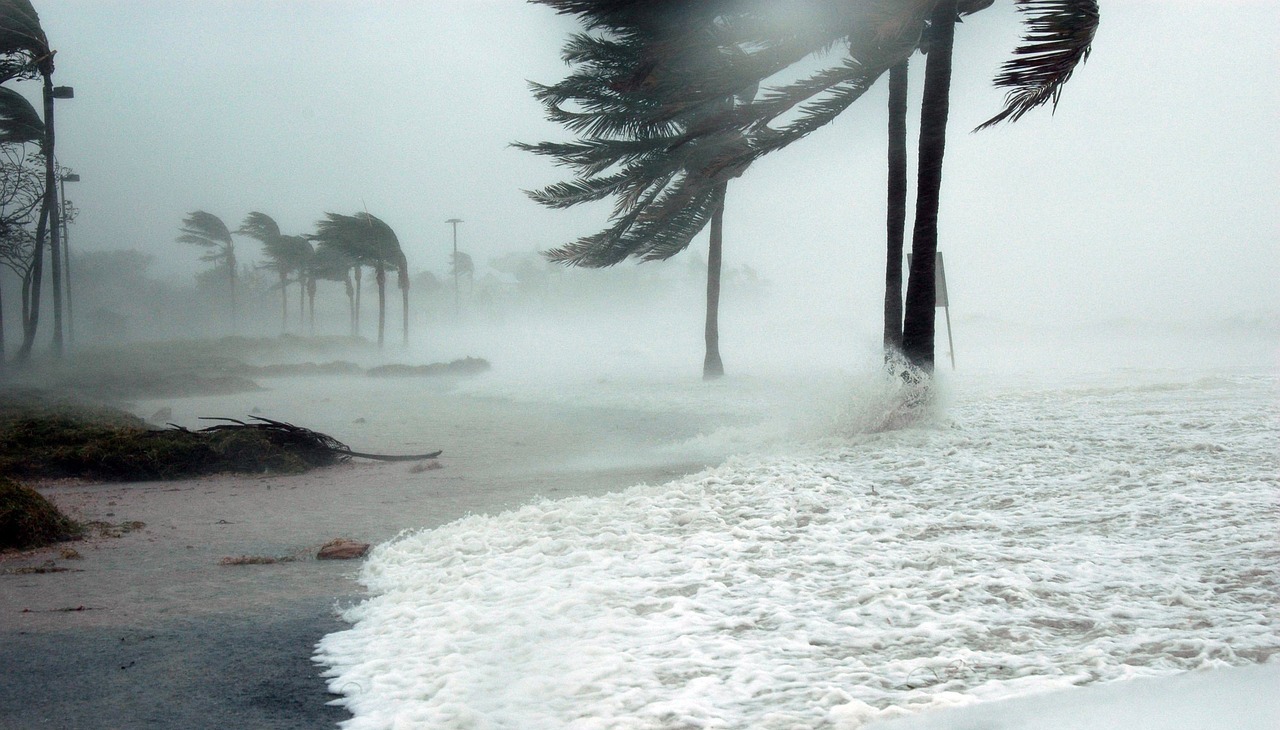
[8,0,1278,373]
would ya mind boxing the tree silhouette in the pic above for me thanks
[177,211,237,333]
[311,212,408,348]
[521,3,758,378]
[528,0,1099,376]
[0,0,66,361]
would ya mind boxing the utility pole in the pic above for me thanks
[60,171,80,348]
[446,218,462,317]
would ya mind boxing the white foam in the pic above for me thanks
[316,370,1279,729]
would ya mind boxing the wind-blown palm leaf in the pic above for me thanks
[310,238,356,281]
[178,211,231,246]
[0,0,50,82]
[975,0,1099,131]
[237,211,281,244]
[0,86,42,144]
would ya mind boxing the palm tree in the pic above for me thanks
[530,0,1099,377]
[237,211,287,330]
[238,212,316,334]
[311,212,408,348]
[311,238,358,336]
[883,59,908,361]
[520,6,758,379]
[0,85,41,365]
[282,235,313,331]
[177,211,237,332]
[0,0,63,362]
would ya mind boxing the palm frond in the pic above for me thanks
[178,210,232,246]
[975,0,1099,131]
[0,86,40,144]
[0,0,50,81]
[237,211,281,243]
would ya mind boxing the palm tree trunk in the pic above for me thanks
[884,59,909,361]
[297,273,305,332]
[353,266,362,336]
[279,272,288,333]
[307,278,317,336]
[901,1,957,375]
[375,261,386,349]
[703,182,727,380]
[344,274,355,336]
[228,248,238,335]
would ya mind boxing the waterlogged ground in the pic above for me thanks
[315,368,1279,729]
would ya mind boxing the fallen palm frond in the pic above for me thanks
[190,416,443,463]
[0,393,440,481]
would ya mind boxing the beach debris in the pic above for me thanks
[219,555,294,566]
[189,416,443,463]
[366,357,490,378]
[317,538,370,560]
[0,477,84,550]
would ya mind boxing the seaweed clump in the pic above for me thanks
[0,394,342,481]
[0,476,83,550]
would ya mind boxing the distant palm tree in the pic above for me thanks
[311,212,408,348]
[237,211,288,330]
[281,235,313,331]
[309,239,356,335]
[178,211,237,332]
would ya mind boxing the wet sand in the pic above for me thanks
[0,378,720,729]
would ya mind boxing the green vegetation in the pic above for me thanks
[0,391,342,481]
[0,475,82,550]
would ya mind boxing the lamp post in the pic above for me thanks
[59,171,79,347]
[446,218,462,317]
[47,85,73,357]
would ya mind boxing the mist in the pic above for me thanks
[0,0,1270,379]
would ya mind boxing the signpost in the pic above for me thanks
[907,251,955,370]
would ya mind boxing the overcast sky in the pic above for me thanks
[29,0,1280,334]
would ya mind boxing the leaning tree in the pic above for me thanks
[527,0,1099,378]
[0,85,41,365]
[239,212,314,333]
[311,212,409,349]
[0,0,69,361]
[177,211,238,333]
[521,2,762,379]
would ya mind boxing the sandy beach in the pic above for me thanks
[0,375,728,729]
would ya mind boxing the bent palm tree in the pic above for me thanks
[311,239,358,336]
[178,211,237,332]
[521,6,758,378]
[530,0,1099,376]
[0,0,62,362]
[0,86,40,365]
[311,212,408,348]
[238,211,288,331]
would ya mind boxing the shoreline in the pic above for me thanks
[1,381,721,729]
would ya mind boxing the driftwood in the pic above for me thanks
[183,416,442,463]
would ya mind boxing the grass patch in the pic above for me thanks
[0,476,84,550]
[0,391,343,481]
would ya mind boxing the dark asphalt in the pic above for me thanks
[0,597,353,730]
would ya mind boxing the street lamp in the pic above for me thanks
[46,84,73,356]
[59,171,80,346]
[446,218,463,317]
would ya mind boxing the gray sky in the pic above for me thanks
[32,0,1280,334]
